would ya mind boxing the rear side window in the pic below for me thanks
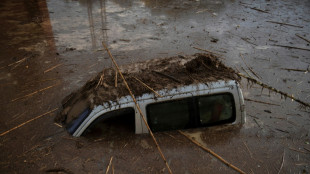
[146,99,191,132]
[146,93,236,132]
[198,94,235,125]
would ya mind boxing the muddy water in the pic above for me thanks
[0,0,310,173]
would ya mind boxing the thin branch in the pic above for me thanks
[11,84,59,102]
[277,151,285,174]
[132,76,163,98]
[102,42,173,174]
[280,68,308,73]
[105,156,113,174]
[114,69,118,88]
[245,98,280,106]
[240,53,262,79]
[179,130,246,174]
[152,70,181,83]
[295,34,310,43]
[266,21,303,28]
[44,64,63,73]
[192,46,224,57]
[0,108,58,136]
[272,44,310,51]
[237,73,310,107]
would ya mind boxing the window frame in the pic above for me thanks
[146,92,236,132]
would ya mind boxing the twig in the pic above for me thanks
[11,84,59,102]
[240,53,262,79]
[152,70,181,83]
[179,130,246,174]
[241,37,258,46]
[44,64,63,73]
[295,34,310,43]
[132,76,163,97]
[243,141,263,163]
[114,69,118,88]
[266,21,303,28]
[102,42,173,174]
[275,128,289,134]
[243,141,253,158]
[241,67,255,80]
[304,147,310,153]
[245,98,280,106]
[250,7,269,13]
[272,44,310,51]
[54,123,63,128]
[253,119,262,128]
[96,73,104,89]
[277,151,285,174]
[105,156,113,174]
[247,114,259,119]
[0,57,28,70]
[46,168,73,174]
[288,147,309,154]
[0,108,58,136]
[8,57,27,67]
[237,73,310,107]
[192,46,223,57]
[280,68,308,73]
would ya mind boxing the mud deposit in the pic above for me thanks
[57,53,240,124]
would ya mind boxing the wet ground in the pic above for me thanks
[0,0,310,173]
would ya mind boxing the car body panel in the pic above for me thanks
[72,80,246,137]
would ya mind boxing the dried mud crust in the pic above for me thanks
[55,53,240,125]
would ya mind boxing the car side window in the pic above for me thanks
[146,98,191,132]
[198,93,235,125]
[82,107,135,137]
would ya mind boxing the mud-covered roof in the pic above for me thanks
[55,53,240,125]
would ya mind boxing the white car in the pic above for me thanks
[58,54,246,137]
[65,80,245,137]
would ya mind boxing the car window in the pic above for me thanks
[146,93,236,132]
[146,98,191,132]
[82,107,135,138]
[198,93,235,125]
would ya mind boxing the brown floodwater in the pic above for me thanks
[0,0,309,173]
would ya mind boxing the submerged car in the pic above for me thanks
[56,53,246,137]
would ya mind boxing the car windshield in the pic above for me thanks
[146,93,235,132]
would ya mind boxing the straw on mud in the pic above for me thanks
[105,156,113,174]
[0,108,58,137]
[245,98,280,106]
[266,21,303,28]
[295,34,310,43]
[102,42,173,174]
[272,44,310,52]
[152,70,181,83]
[132,76,163,98]
[96,73,104,89]
[240,53,261,79]
[288,147,309,154]
[277,151,285,174]
[44,63,63,73]
[8,57,27,67]
[237,72,310,107]
[115,69,118,88]
[192,46,223,57]
[11,84,59,102]
[179,130,246,174]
